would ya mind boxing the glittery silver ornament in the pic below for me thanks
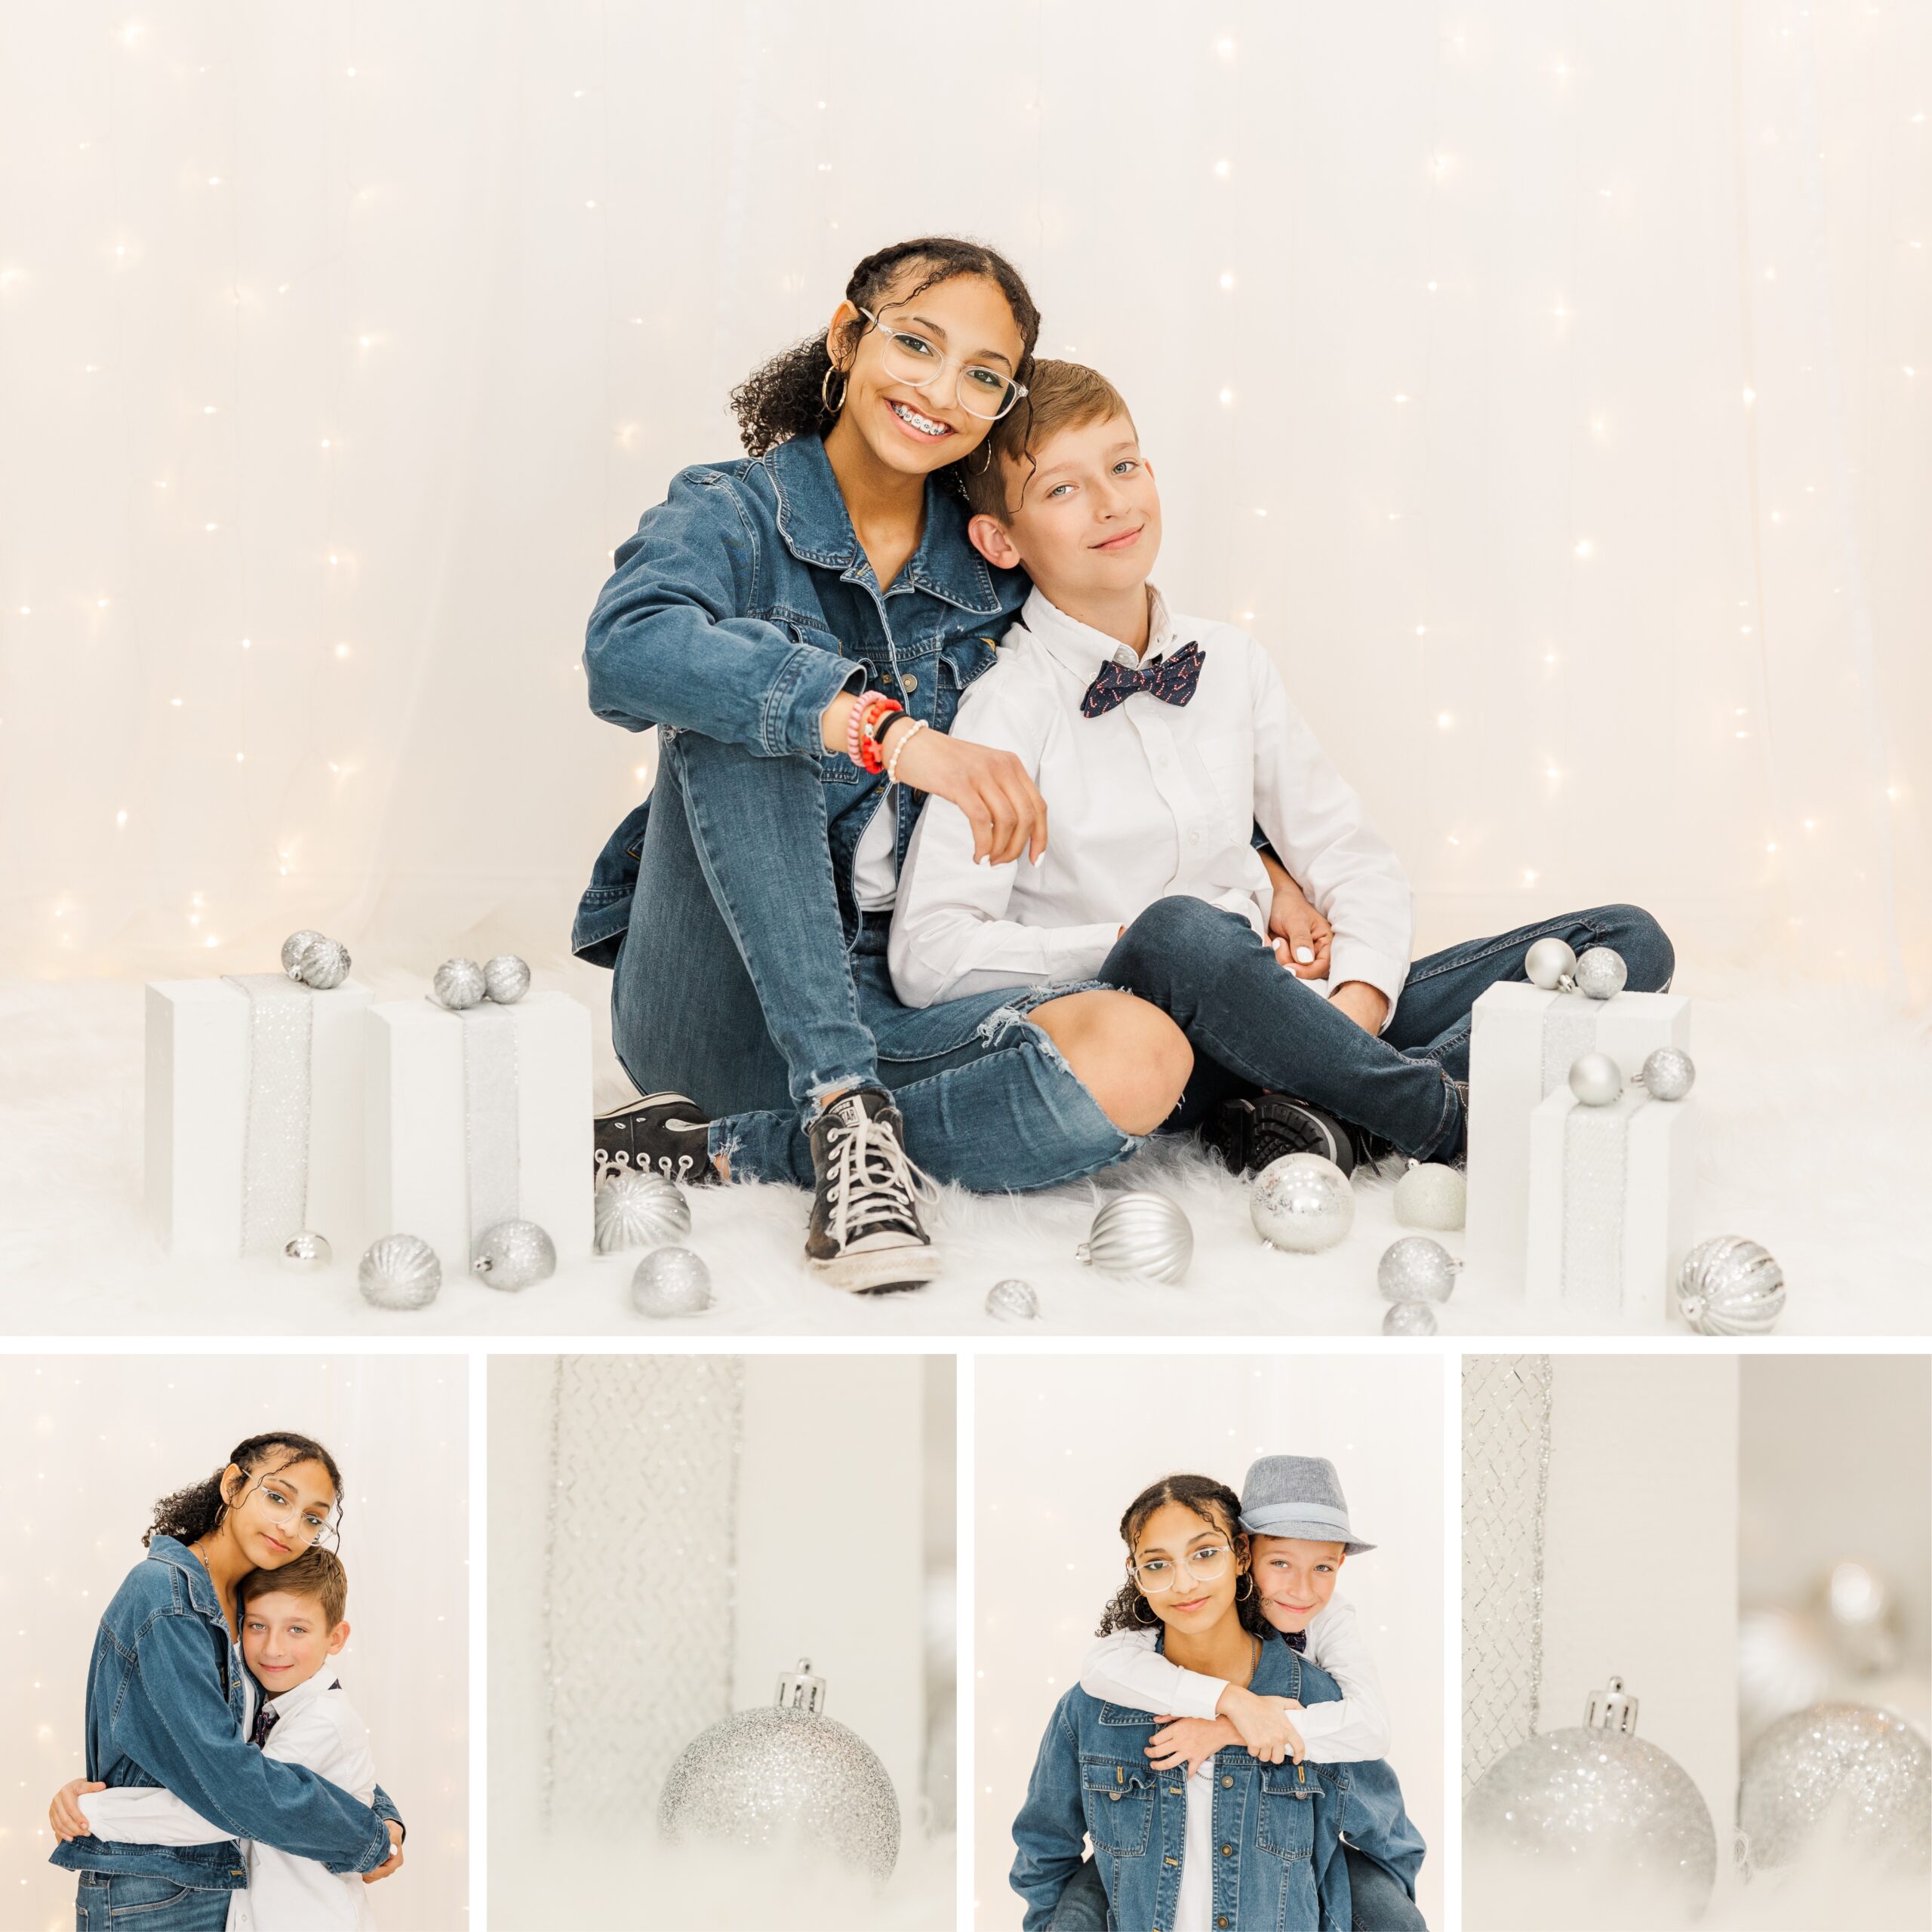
[1676,1235,1785,1335]
[279,1232,332,1274]
[431,957,487,1010]
[1466,1677,1717,1915]
[291,935,351,990]
[1567,1051,1626,1107]
[1077,1190,1194,1284]
[592,1168,692,1254]
[1524,936,1578,992]
[986,1278,1040,1321]
[356,1232,442,1311]
[1393,1159,1466,1230]
[659,1660,900,1879]
[1737,1703,1932,1874]
[1377,1234,1462,1303]
[471,1217,555,1291]
[1249,1153,1355,1254]
[482,953,531,1004]
[280,930,328,977]
[1382,1300,1437,1337]
[629,1245,712,1317]
[1574,945,1628,1001]
[1635,1045,1696,1103]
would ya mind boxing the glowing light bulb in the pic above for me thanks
[1743,386,1756,404]
[115,810,128,827]
[1437,712,1453,729]
[1213,158,1231,179]
[1523,869,1539,885]
[240,638,251,650]
[1219,271,1235,291]
[1215,36,1235,57]
[1416,625,1428,637]
[1574,539,1593,558]
[1393,392,1410,404]
[1219,386,1235,405]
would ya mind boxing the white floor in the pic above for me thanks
[3,977,1927,1337]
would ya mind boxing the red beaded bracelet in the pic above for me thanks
[845,692,894,767]
[857,697,905,775]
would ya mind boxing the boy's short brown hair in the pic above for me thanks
[238,1547,349,1629]
[962,358,1136,519]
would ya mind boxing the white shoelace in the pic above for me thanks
[822,1103,936,1249]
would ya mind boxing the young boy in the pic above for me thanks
[80,1549,381,1931]
[888,361,1672,1171]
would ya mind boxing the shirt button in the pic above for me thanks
[1188,831,1201,845]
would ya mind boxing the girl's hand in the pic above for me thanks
[1260,852,1332,979]
[49,1779,105,1841]
[362,1823,405,1884]
[888,724,1048,866]
[1146,1715,1238,1777]
[1216,1685,1307,1764]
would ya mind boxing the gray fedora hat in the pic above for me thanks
[1238,1455,1375,1555]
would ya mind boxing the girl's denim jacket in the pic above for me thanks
[48,1537,400,1891]
[572,431,1028,967]
[1011,1635,1426,1932]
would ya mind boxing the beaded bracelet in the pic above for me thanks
[857,697,905,775]
[884,715,928,787]
[846,692,896,768]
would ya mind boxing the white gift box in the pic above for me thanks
[1525,1088,1697,1322]
[1465,983,1691,1293]
[145,975,371,1260]
[365,990,592,1275]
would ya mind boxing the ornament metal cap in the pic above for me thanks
[1584,1675,1641,1737]
[775,1657,828,1715]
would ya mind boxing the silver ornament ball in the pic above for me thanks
[1249,1153,1355,1254]
[1738,1703,1932,1874]
[280,930,328,977]
[1381,1300,1437,1337]
[431,957,487,1011]
[357,1233,442,1312]
[1393,1160,1466,1231]
[630,1245,712,1317]
[482,953,531,1004]
[1377,1235,1461,1303]
[1677,1235,1785,1335]
[1574,945,1629,1001]
[291,935,352,991]
[1524,936,1577,992]
[1078,1191,1194,1284]
[592,1168,693,1254]
[471,1218,555,1291]
[1568,1051,1626,1107]
[1638,1045,1697,1103]
[986,1278,1041,1321]
[279,1232,332,1275]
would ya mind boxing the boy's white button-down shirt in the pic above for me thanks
[887,587,1414,1026]
[80,1672,380,1932]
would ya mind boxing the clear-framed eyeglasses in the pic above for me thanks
[239,1472,341,1552]
[856,306,1028,421]
[1130,1541,1234,1595]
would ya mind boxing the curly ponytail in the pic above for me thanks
[730,235,1041,459]
[145,1432,346,1550]
[1096,1472,1267,1640]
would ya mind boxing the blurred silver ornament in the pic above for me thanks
[592,1168,692,1254]
[1249,1152,1355,1254]
[471,1217,555,1291]
[1524,936,1578,992]
[1824,1561,1899,1678]
[1738,1608,1834,1745]
[1737,1703,1932,1874]
[291,935,351,990]
[1635,1045,1696,1103]
[356,1232,442,1312]
[1574,945,1628,1001]
[279,1231,332,1274]
[1077,1190,1193,1284]
[280,930,328,977]
[986,1278,1040,1321]
[482,953,531,1004]
[1568,1051,1626,1107]
[1382,1300,1437,1337]
[1676,1235,1785,1335]
[630,1245,712,1317]
[1393,1159,1466,1231]
[431,957,487,1010]
[1467,1677,1717,1915]
[659,1659,900,1878]
[1377,1234,1462,1303]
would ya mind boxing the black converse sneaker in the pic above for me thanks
[594,1093,718,1189]
[1202,1092,1358,1179]
[805,1088,940,1293]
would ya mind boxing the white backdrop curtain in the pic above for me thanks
[1,1,1926,995]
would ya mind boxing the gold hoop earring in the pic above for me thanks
[1236,1572,1255,1601]
[1131,1593,1158,1627]
[820,365,848,415]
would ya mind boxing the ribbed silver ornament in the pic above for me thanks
[483,953,531,1004]
[1076,1190,1193,1284]
[1675,1235,1785,1335]
[356,1233,442,1311]
[986,1278,1041,1321]
[431,957,487,1010]
[593,1168,692,1254]
[291,935,351,991]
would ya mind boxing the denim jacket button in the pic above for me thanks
[1221,1774,1233,1787]
[902,672,918,692]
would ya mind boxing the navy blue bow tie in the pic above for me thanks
[250,1703,278,1748]
[1080,641,1206,719]
[1284,1629,1308,1654]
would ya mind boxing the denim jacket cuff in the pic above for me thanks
[352,1820,395,1875]
[768,645,866,758]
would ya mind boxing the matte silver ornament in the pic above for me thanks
[431,957,486,1010]
[1377,1235,1462,1303]
[659,1659,900,1878]
[1393,1159,1466,1230]
[280,1231,332,1274]
[471,1217,555,1291]
[482,953,531,1004]
[280,930,328,977]
[356,1232,442,1312]
[1574,945,1628,1001]
[630,1245,712,1317]
[1567,1051,1626,1107]
[1382,1300,1437,1337]
[592,1168,692,1254]
[1635,1045,1696,1102]
[1077,1190,1194,1284]
[1524,937,1577,992]
[1248,1153,1355,1254]
[1737,1703,1932,1874]
[1676,1235,1785,1335]
[1466,1676,1717,1915]
[986,1278,1041,1321]
[291,935,351,990]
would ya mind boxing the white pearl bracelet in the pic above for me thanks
[884,715,928,786]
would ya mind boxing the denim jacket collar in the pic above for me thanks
[765,432,1006,614]
[145,1535,227,1626]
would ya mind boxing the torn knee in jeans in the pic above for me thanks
[976,998,1074,1070]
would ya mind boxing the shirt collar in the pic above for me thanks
[261,1670,338,1725]
[146,1535,228,1625]
[764,432,1009,614]
[1020,583,1179,675]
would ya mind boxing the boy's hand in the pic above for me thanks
[1329,981,1389,1034]
[1260,852,1333,979]
[1146,1715,1238,1777]
[888,725,1049,866]
[49,1779,105,1841]
[362,1823,405,1884]
[1215,1685,1307,1764]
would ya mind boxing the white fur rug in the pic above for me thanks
[2,976,1926,1336]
